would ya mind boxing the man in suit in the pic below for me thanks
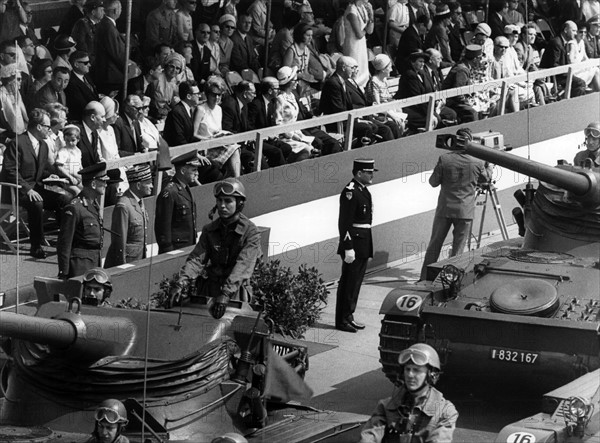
[191,23,212,84]
[33,66,70,109]
[398,51,434,130]
[407,0,429,24]
[420,128,492,280]
[395,13,430,74]
[127,56,161,97]
[230,13,262,74]
[487,0,510,39]
[65,51,99,121]
[0,108,70,258]
[320,56,374,146]
[448,2,465,62]
[540,20,587,97]
[114,94,145,155]
[423,48,458,125]
[554,0,584,31]
[94,0,126,95]
[78,101,105,167]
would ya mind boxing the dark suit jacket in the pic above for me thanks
[163,102,194,147]
[556,0,584,28]
[65,73,99,121]
[247,95,273,129]
[58,4,84,36]
[398,67,429,117]
[33,82,66,109]
[539,35,569,69]
[395,25,425,74]
[191,42,212,83]
[487,11,509,40]
[230,31,261,73]
[0,133,51,200]
[127,74,148,97]
[422,65,442,92]
[78,124,101,168]
[94,16,126,87]
[221,95,249,133]
[113,115,140,155]
[345,79,369,108]
[319,74,351,115]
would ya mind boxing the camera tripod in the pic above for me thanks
[469,182,509,250]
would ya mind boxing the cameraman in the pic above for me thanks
[420,128,492,280]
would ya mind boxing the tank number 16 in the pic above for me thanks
[506,432,536,443]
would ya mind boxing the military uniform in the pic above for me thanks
[155,176,197,253]
[57,187,104,278]
[336,167,374,329]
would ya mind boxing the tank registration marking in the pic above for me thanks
[490,348,539,364]
[506,432,536,443]
[396,295,423,311]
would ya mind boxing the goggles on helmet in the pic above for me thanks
[214,181,238,196]
[398,348,431,367]
[584,127,600,138]
[95,407,126,424]
[84,271,110,285]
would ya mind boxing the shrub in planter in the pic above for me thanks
[250,259,329,339]
[108,273,194,310]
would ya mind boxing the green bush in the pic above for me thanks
[250,259,329,339]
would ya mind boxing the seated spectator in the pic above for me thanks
[147,52,182,124]
[138,95,161,151]
[71,0,104,63]
[175,0,195,44]
[127,56,162,98]
[116,94,147,155]
[52,35,77,71]
[17,1,39,46]
[387,0,410,54]
[395,13,430,75]
[78,101,105,167]
[584,15,600,58]
[218,14,236,75]
[488,1,510,39]
[33,66,70,109]
[447,2,465,63]
[504,0,525,26]
[145,0,178,54]
[472,22,494,59]
[65,51,99,121]
[366,54,406,133]
[397,51,438,130]
[568,22,600,91]
[269,10,300,74]
[191,24,212,84]
[17,35,36,72]
[175,41,196,83]
[425,4,454,67]
[154,43,173,67]
[423,48,458,126]
[44,102,68,165]
[55,124,83,196]
[247,0,275,49]
[442,45,481,123]
[488,36,519,113]
[283,23,319,95]
[206,23,221,77]
[99,96,125,205]
[28,58,53,97]
[230,13,262,74]
[193,77,241,177]
[0,64,27,143]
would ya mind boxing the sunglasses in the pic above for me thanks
[496,45,509,49]
[3,52,16,57]
[398,348,431,366]
[223,25,235,29]
[167,65,182,71]
[94,407,126,424]
[77,60,91,65]
[585,127,600,138]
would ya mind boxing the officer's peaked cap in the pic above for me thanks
[126,164,152,182]
[79,162,109,181]
[353,158,378,172]
[172,150,201,167]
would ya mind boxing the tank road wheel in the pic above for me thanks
[378,315,420,385]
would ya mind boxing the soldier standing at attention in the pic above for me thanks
[155,150,200,253]
[335,159,376,333]
[104,164,153,268]
[58,163,118,279]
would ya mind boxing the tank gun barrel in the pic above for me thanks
[436,135,597,201]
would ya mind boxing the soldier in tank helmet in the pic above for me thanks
[574,121,600,167]
[168,178,262,319]
[81,268,113,306]
[86,398,129,443]
[359,343,458,443]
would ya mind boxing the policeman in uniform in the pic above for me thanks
[155,150,199,254]
[81,268,114,306]
[87,398,130,443]
[58,163,118,279]
[574,121,600,167]
[104,164,153,267]
[168,179,262,319]
[335,159,376,333]
[359,343,458,443]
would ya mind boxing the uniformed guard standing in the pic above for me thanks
[155,150,200,254]
[335,159,377,333]
[58,163,118,279]
[104,164,153,268]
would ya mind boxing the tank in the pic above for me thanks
[0,279,367,442]
[379,133,600,391]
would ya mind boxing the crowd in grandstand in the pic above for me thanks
[0,0,598,259]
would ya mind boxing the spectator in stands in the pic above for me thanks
[0,108,71,259]
[540,20,588,97]
[0,0,27,43]
[78,101,105,167]
[397,51,438,130]
[28,58,53,97]
[515,23,542,70]
[488,36,519,113]
[127,56,162,98]
[248,0,275,49]
[342,0,374,87]
[388,0,410,54]
[195,0,224,28]
[17,2,38,46]
[568,22,600,91]
[584,15,600,58]
[175,0,195,44]
[407,0,429,24]
[115,94,145,155]
[44,102,68,165]
[424,48,458,125]
[270,10,300,74]
[17,36,35,71]
[55,124,82,196]
[488,1,510,39]
[472,22,494,59]
[0,64,27,142]
[442,45,481,123]
[504,0,525,26]
[175,42,195,83]
[95,0,126,95]
[191,24,212,84]
[194,76,241,177]
[218,14,236,75]
[447,2,465,63]
[34,66,70,109]
[223,0,239,19]
[99,96,123,205]
[138,95,161,151]
[395,13,430,74]
[65,51,99,121]
[59,0,86,36]
[163,80,200,148]
[555,0,585,29]
[146,0,178,54]
[230,13,262,74]
[283,23,317,95]
[71,0,104,63]
[0,40,18,70]
[147,52,182,123]
[425,3,453,67]
[366,54,406,134]
[207,24,221,77]
[52,35,77,71]
[154,43,173,67]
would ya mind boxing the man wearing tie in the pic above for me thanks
[65,51,100,121]
[33,66,70,108]
[191,23,213,83]
[230,13,262,74]
[115,94,146,155]
[78,101,105,167]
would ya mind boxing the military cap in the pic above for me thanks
[86,0,104,9]
[409,50,429,62]
[79,162,109,181]
[464,44,483,60]
[587,15,600,26]
[353,158,378,172]
[106,168,124,184]
[126,164,152,183]
[172,150,201,167]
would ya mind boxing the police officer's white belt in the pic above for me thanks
[352,224,371,228]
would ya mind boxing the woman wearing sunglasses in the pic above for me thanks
[359,343,458,443]
[574,121,600,167]
[168,178,261,320]
[87,398,129,443]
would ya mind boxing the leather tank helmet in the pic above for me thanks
[211,178,247,218]
[92,398,129,441]
[397,343,442,386]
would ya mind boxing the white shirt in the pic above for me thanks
[27,131,39,157]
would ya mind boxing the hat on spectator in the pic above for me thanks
[165,52,183,68]
[353,159,378,172]
[85,0,104,10]
[79,163,110,181]
[219,14,236,26]
[464,44,483,59]
[141,95,151,107]
[372,54,392,71]
[277,66,298,86]
[475,23,492,37]
[100,96,119,120]
[106,168,124,184]
[409,50,429,62]
[53,34,77,51]
[63,124,81,135]
[504,24,520,35]
[0,63,18,80]
[495,36,510,47]
[434,4,451,18]
[172,150,201,167]
[126,164,152,183]
[587,15,600,26]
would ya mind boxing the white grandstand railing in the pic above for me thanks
[105,59,600,178]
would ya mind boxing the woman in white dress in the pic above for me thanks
[342,0,374,88]
[568,27,600,92]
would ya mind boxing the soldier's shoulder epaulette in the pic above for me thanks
[345,181,355,191]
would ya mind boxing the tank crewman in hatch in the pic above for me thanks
[81,268,113,306]
[574,121,600,167]
[167,178,262,319]
[335,158,376,333]
[85,398,130,443]
[155,150,199,254]
[359,343,458,443]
